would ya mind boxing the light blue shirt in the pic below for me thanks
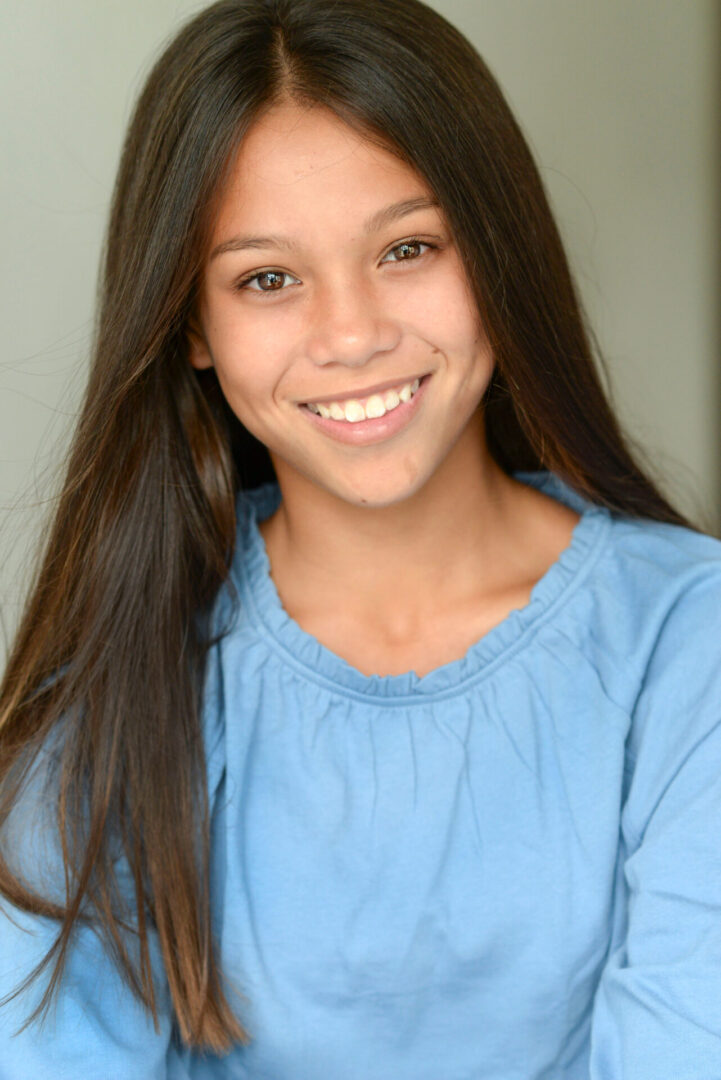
[3,469,721,1079]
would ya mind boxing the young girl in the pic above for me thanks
[1,1,720,1076]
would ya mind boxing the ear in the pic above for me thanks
[187,317,214,371]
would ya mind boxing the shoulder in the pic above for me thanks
[593,513,721,765]
[535,501,721,728]
[581,506,721,640]
[519,470,721,655]
[603,508,721,582]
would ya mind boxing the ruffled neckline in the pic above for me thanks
[229,470,611,702]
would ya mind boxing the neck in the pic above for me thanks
[258,421,541,640]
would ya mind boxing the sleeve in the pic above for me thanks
[0,898,179,1080]
[588,567,721,1078]
[0,738,187,1080]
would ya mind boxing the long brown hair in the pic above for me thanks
[0,0,707,1054]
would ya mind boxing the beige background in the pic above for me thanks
[1,0,719,665]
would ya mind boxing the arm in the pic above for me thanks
[589,572,721,1077]
[0,898,177,1080]
[0,738,182,1080]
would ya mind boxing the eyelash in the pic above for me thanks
[233,237,439,296]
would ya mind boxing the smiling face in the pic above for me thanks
[190,100,496,508]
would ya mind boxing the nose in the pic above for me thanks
[304,276,401,369]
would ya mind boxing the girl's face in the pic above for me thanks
[190,101,495,508]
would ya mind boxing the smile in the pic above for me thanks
[298,373,432,447]
[304,377,421,423]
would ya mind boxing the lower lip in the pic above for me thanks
[298,375,432,446]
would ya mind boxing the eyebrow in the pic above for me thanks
[209,195,441,261]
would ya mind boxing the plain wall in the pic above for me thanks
[1,0,719,664]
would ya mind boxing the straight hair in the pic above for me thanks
[0,0,704,1052]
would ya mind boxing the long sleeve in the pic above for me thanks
[0,642,231,1080]
[0,897,177,1080]
[0,737,181,1080]
[588,569,721,1077]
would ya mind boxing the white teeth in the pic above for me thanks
[365,394,386,419]
[344,400,365,423]
[306,378,423,422]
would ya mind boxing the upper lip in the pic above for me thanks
[299,373,429,405]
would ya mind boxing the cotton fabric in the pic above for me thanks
[2,469,721,1079]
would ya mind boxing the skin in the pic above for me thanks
[189,100,580,677]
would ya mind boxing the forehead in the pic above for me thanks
[209,101,436,243]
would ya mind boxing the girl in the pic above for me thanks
[1,1,720,1076]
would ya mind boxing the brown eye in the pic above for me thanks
[256,271,285,290]
[236,269,300,293]
[394,241,422,259]
[383,239,436,263]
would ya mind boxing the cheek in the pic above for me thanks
[410,267,483,347]
[215,360,275,426]
[206,323,280,414]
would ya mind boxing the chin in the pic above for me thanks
[323,464,430,510]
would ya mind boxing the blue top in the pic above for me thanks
[3,468,721,1079]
